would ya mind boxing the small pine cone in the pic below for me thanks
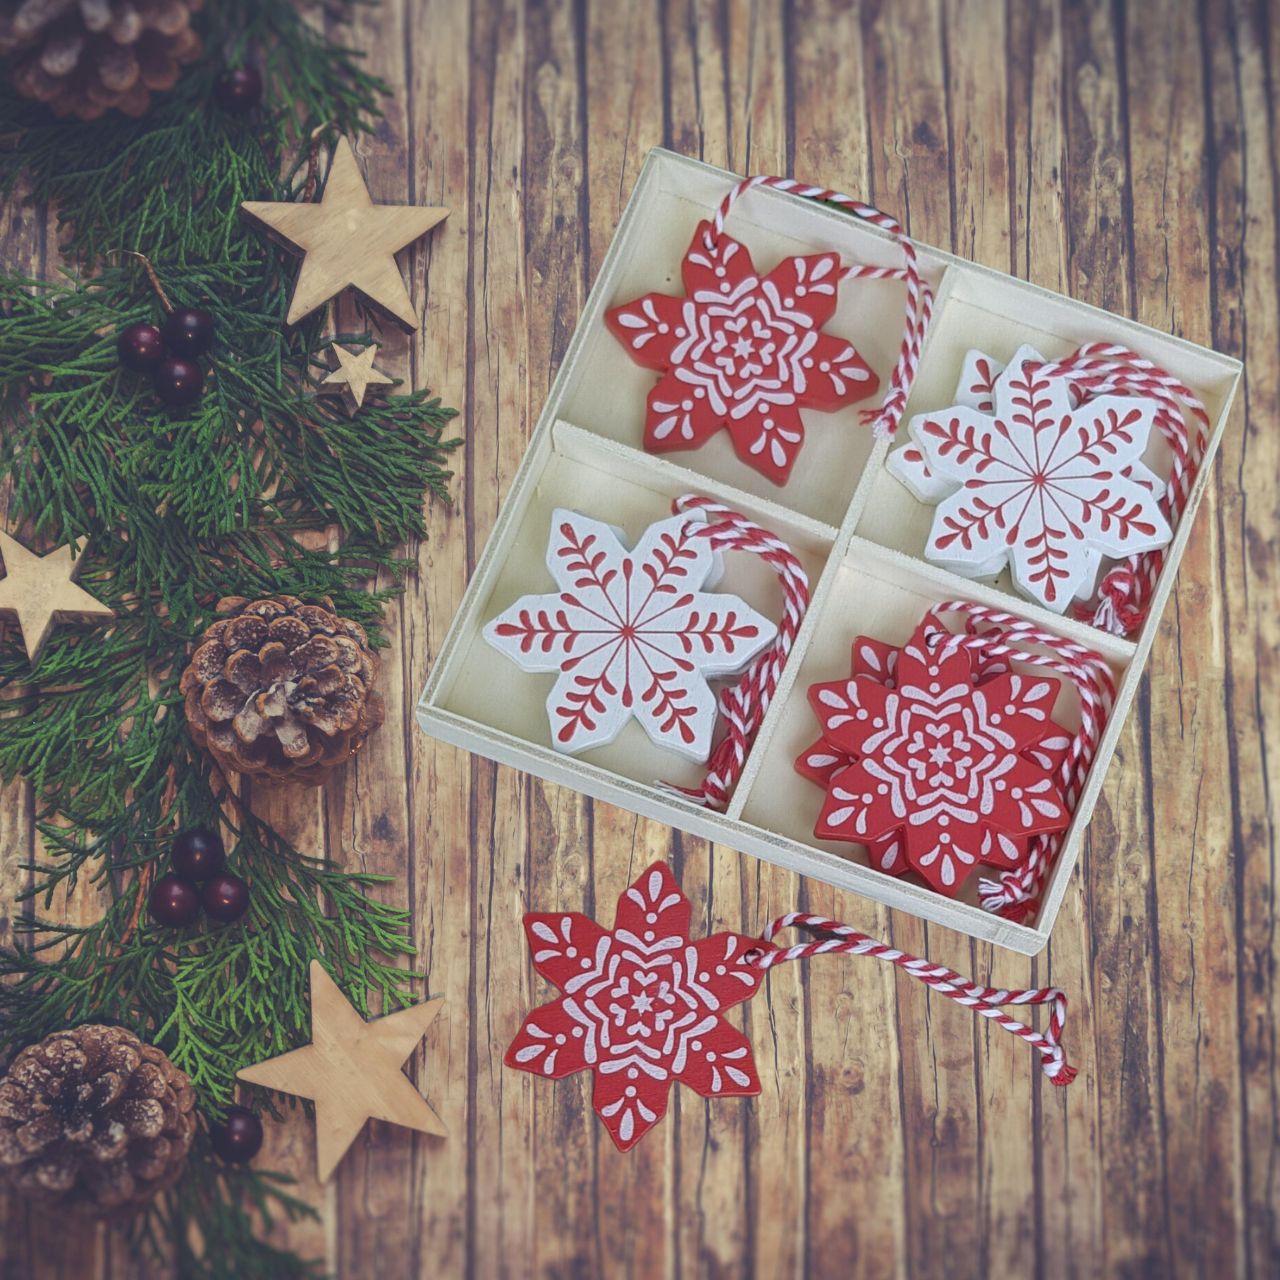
[180,595,385,786]
[0,0,204,122]
[0,1025,196,1218]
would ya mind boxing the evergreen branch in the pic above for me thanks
[0,0,459,1273]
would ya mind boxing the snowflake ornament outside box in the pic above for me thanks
[506,861,767,1151]
[605,221,880,485]
[888,348,1173,611]
[483,508,776,761]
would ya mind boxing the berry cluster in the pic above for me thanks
[148,827,249,928]
[117,307,215,408]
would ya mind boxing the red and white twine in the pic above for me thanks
[662,495,810,810]
[704,186,1208,635]
[749,912,1077,1084]
[663,194,1191,925]
[1034,344,1212,637]
[704,175,931,440]
[928,602,1116,920]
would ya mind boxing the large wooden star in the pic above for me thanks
[241,137,449,330]
[0,532,113,663]
[238,961,446,1181]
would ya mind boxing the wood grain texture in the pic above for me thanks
[0,2,1274,1276]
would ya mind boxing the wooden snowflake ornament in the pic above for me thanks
[797,621,1072,895]
[504,857,1082,1144]
[505,862,769,1151]
[890,350,1172,610]
[605,222,880,484]
[483,509,776,760]
[890,348,1096,591]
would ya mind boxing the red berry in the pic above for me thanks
[118,322,165,372]
[153,357,204,407]
[171,827,225,881]
[213,67,263,114]
[201,872,249,923]
[209,1106,264,1163]
[149,874,201,928]
[162,307,215,358]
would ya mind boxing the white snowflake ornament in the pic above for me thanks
[889,348,1172,611]
[888,347,1041,584]
[483,509,776,760]
[888,345,1050,513]
[918,359,1171,609]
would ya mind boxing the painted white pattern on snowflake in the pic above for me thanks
[606,222,879,484]
[506,863,768,1151]
[806,628,1071,894]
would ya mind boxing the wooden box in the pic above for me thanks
[416,148,1240,955]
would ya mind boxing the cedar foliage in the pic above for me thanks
[0,2,458,1273]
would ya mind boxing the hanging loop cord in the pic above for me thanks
[660,496,810,811]
[749,913,1077,1085]
[928,603,1116,920]
[703,175,932,440]
[1031,345,1211,637]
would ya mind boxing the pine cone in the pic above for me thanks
[0,0,204,122]
[180,595,385,786]
[0,1025,196,1217]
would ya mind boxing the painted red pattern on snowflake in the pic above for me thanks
[483,510,775,760]
[964,353,999,412]
[605,221,880,485]
[918,362,1171,608]
[796,621,1072,894]
[506,862,769,1151]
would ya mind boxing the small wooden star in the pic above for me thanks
[241,137,449,330]
[238,961,445,1181]
[322,342,395,410]
[0,532,113,663]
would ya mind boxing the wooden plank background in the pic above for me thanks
[1,0,1276,1275]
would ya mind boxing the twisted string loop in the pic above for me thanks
[927,603,1115,918]
[751,912,1077,1085]
[704,175,931,440]
[660,496,809,810]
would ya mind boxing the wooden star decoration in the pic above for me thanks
[241,137,449,330]
[322,341,395,410]
[238,961,445,1181]
[0,532,113,664]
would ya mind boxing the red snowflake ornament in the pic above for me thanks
[483,509,776,760]
[506,862,769,1151]
[797,621,1072,894]
[605,221,880,485]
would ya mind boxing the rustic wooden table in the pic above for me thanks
[2,1,1275,1276]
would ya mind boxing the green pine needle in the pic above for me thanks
[0,2,458,1274]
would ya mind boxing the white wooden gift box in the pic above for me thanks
[416,148,1241,956]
